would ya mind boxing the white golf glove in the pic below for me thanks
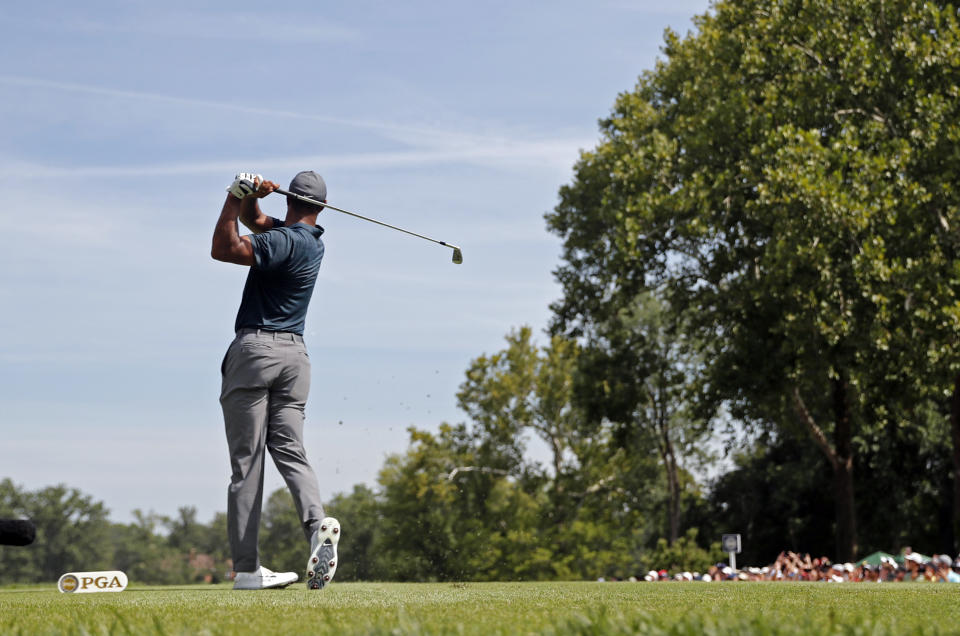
[227,172,262,199]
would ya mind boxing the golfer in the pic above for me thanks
[211,171,340,591]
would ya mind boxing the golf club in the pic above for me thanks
[275,187,463,265]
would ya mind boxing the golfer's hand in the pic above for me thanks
[252,179,279,198]
[227,172,262,199]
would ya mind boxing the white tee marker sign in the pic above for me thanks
[58,571,128,594]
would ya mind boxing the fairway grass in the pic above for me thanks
[3,581,959,635]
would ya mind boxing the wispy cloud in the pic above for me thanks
[0,140,587,179]
[8,10,359,44]
[0,76,592,178]
[0,75,594,172]
[0,75,411,135]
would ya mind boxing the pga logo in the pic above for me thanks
[58,571,128,594]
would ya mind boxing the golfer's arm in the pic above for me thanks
[211,195,255,266]
[239,196,274,234]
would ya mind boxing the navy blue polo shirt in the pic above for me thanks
[234,219,325,336]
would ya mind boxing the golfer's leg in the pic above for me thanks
[220,342,271,572]
[267,342,325,541]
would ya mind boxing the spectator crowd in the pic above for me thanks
[640,548,960,583]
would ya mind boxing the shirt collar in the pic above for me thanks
[291,221,325,237]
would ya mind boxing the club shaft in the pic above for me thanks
[275,187,459,251]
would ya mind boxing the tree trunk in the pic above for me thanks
[791,383,856,561]
[831,377,857,562]
[664,441,680,545]
[952,373,960,554]
[655,390,680,545]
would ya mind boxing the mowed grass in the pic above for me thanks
[3,581,960,635]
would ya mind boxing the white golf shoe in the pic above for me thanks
[232,566,298,590]
[306,517,340,590]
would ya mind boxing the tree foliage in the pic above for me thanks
[0,479,229,584]
[372,328,692,581]
[572,292,714,544]
[546,0,960,560]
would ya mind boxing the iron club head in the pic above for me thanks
[452,247,463,265]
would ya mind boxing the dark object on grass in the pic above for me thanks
[0,518,36,546]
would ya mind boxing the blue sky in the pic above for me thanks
[0,1,711,524]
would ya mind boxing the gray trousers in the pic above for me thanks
[220,328,325,572]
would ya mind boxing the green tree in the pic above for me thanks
[166,507,210,555]
[375,423,515,580]
[456,328,648,570]
[546,0,960,560]
[252,485,391,582]
[259,488,305,575]
[203,512,230,565]
[0,479,37,583]
[0,479,114,582]
[375,420,634,581]
[372,329,667,581]
[573,293,713,544]
[644,528,725,574]
[456,327,587,502]
[375,425,466,581]
[112,510,189,584]
[708,435,835,564]
[326,484,385,581]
